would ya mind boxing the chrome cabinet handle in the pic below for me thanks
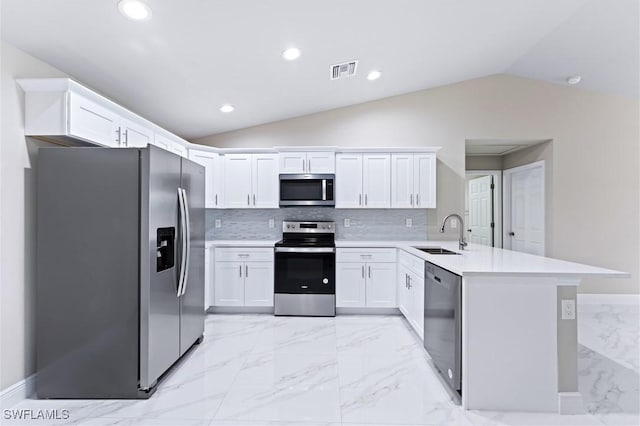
[215,194,218,206]
[361,265,365,279]
[116,127,122,146]
[509,232,515,236]
[416,194,419,206]
[359,194,362,206]
[253,194,256,205]
[247,194,250,206]
[124,129,129,146]
[239,264,242,277]
[368,266,371,278]
[410,194,413,206]
[365,194,368,206]
[245,265,248,277]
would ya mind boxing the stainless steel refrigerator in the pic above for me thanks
[36,145,205,398]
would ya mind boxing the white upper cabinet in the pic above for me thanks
[252,154,279,208]
[336,153,390,208]
[279,151,335,174]
[362,154,391,208]
[189,149,223,208]
[224,153,278,208]
[391,153,436,208]
[18,78,190,154]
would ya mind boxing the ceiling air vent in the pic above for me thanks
[330,60,358,80]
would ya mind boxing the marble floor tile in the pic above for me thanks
[252,317,338,355]
[213,384,341,423]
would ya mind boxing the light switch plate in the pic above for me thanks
[215,219,221,228]
[344,218,350,228]
[405,218,412,227]
[561,299,576,320]
[268,219,275,228]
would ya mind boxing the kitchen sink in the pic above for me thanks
[415,247,461,255]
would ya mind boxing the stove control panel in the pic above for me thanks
[282,221,335,233]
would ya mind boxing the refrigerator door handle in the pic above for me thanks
[181,188,191,296]
[177,188,188,297]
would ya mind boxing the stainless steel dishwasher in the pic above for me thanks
[424,261,462,400]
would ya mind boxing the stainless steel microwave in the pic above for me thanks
[279,174,335,207]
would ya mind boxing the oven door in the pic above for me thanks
[279,174,335,207]
[274,248,335,294]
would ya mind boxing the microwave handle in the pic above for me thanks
[322,179,327,201]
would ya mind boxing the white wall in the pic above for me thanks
[194,74,640,294]
[0,41,67,390]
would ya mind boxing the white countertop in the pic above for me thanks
[207,239,627,278]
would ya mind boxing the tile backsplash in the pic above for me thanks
[206,208,428,241]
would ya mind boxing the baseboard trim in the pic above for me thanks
[558,392,585,414]
[336,307,400,315]
[207,306,274,314]
[0,374,36,409]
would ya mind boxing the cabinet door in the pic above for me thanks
[335,154,363,208]
[336,263,366,307]
[397,266,410,318]
[204,246,213,309]
[279,152,306,174]
[120,118,152,148]
[366,263,397,308]
[214,262,244,306]
[152,133,172,151]
[362,154,391,208]
[391,154,415,208]
[68,93,119,147]
[308,152,335,173]
[212,154,224,208]
[414,154,436,208]
[408,270,425,340]
[224,154,253,208]
[252,154,279,208]
[189,150,217,208]
[244,262,274,306]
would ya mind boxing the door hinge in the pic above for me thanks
[490,183,495,189]
[491,222,495,228]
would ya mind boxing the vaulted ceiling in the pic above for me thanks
[2,0,637,139]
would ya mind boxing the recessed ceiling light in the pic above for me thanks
[220,104,235,113]
[367,70,382,81]
[282,47,301,61]
[566,75,581,85]
[118,0,152,21]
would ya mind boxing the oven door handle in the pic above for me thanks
[275,247,336,253]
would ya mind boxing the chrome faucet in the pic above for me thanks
[440,213,468,250]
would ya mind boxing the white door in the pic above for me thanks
[279,152,306,174]
[224,154,253,208]
[468,175,493,246]
[366,263,397,307]
[252,154,279,208]
[391,154,414,208]
[308,152,335,173]
[414,154,436,208]
[335,154,363,208]
[362,154,391,208]
[189,150,217,208]
[505,162,545,256]
[120,118,152,148]
[244,262,274,306]
[67,93,120,147]
[336,263,366,307]
[214,262,244,306]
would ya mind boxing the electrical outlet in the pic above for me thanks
[344,218,350,228]
[561,299,576,320]
[215,219,221,228]
[451,218,458,228]
[405,218,412,227]
[268,219,275,228]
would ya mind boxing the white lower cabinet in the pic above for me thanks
[397,250,425,339]
[205,245,213,309]
[213,247,274,307]
[336,248,396,308]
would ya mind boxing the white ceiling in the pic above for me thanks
[1,0,637,140]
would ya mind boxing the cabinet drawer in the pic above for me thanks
[215,247,273,262]
[337,248,396,263]
[398,250,425,278]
